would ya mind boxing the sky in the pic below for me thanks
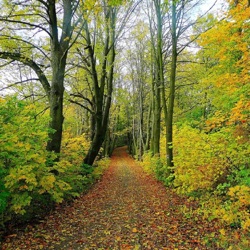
[200,0,228,16]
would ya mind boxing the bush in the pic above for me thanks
[171,122,250,247]
[0,97,94,227]
[173,124,249,194]
[140,151,174,186]
[0,98,72,218]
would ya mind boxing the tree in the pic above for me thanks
[82,3,116,165]
[153,0,217,168]
[69,0,141,165]
[124,21,151,159]
[166,0,177,168]
[145,0,162,156]
[197,0,250,128]
[0,0,81,155]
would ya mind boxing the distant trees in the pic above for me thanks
[124,21,151,159]
[68,0,141,165]
[138,0,213,168]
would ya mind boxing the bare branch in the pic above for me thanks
[0,78,40,92]
[0,35,50,60]
[68,99,94,114]
[0,52,51,99]
[34,106,50,119]
[70,93,93,106]
[0,18,52,38]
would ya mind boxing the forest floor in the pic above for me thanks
[1,146,223,250]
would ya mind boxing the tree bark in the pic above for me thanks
[84,8,116,165]
[46,0,73,154]
[166,1,177,168]
[150,0,163,156]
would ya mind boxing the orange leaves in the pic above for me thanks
[228,0,250,18]
[198,0,250,115]
[230,97,250,125]
[1,147,222,249]
[205,111,228,131]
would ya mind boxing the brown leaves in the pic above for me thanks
[1,146,221,250]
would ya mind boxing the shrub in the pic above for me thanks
[0,97,93,227]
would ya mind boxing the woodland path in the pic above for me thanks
[1,146,221,250]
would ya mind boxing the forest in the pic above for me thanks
[0,0,249,249]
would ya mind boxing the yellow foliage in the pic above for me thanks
[198,185,250,236]
[228,185,250,207]
[0,98,94,217]
[61,130,90,166]
[172,125,228,193]
[229,97,250,126]
[92,157,111,179]
[242,218,250,231]
[40,175,56,191]
[140,152,156,174]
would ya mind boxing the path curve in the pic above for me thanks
[1,146,220,250]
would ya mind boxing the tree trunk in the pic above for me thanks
[166,1,177,168]
[138,79,144,161]
[83,8,116,165]
[152,82,161,155]
[46,0,72,154]
[84,116,106,165]
[145,100,152,151]
[151,0,163,156]
[46,54,66,153]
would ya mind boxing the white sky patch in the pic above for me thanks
[199,0,228,16]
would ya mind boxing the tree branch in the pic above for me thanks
[0,18,51,38]
[0,78,40,92]
[70,93,93,106]
[68,99,94,114]
[0,35,50,60]
[0,52,51,99]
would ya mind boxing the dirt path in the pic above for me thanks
[1,147,221,250]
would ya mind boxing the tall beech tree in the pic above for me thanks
[166,0,177,168]
[147,0,163,156]
[82,3,116,165]
[0,0,81,154]
[148,0,218,168]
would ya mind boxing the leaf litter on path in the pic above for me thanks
[1,146,222,250]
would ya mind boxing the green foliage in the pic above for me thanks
[108,0,123,6]
[0,97,97,227]
[92,157,111,179]
[0,98,66,216]
[140,151,174,186]
[0,168,9,215]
